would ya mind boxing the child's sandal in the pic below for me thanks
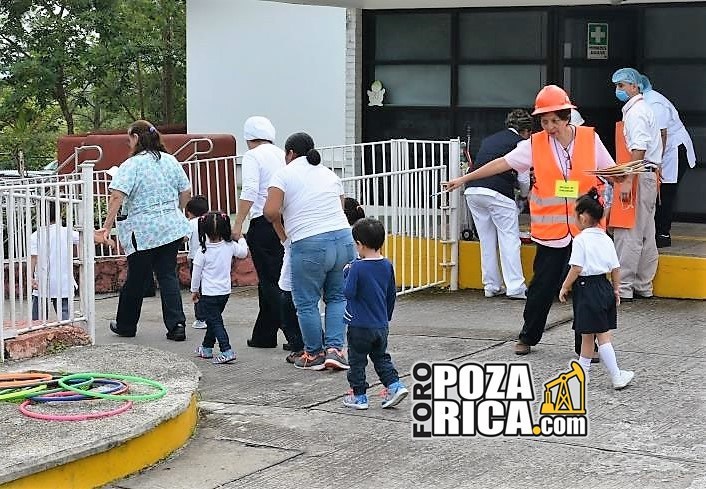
[195,346,213,359]
[212,350,236,364]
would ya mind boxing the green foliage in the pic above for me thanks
[0,0,186,168]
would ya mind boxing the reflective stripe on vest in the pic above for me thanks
[608,121,637,229]
[529,126,602,240]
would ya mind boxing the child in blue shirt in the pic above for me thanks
[342,217,408,410]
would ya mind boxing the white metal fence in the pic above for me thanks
[92,139,460,294]
[0,164,96,361]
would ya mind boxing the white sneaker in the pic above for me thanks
[484,288,505,298]
[192,320,207,330]
[507,291,527,300]
[612,370,634,390]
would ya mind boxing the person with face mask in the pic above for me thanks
[446,85,616,357]
[610,68,663,301]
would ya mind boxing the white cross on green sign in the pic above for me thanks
[587,23,609,59]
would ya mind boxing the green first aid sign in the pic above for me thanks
[587,23,608,59]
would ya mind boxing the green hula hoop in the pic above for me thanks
[57,373,167,401]
[0,384,48,401]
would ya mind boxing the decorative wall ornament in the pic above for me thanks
[367,80,385,107]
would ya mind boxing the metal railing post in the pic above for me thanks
[80,163,96,343]
[448,139,461,291]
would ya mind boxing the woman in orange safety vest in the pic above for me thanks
[446,85,619,358]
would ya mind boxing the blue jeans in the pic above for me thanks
[347,326,399,395]
[291,228,355,353]
[199,294,231,352]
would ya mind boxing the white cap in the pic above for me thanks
[105,166,119,178]
[243,116,276,142]
[570,109,584,126]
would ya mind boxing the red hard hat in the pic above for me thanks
[532,85,576,115]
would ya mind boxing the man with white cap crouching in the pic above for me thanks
[232,116,286,348]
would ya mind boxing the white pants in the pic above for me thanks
[613,172,659,298]
[465,191,526,296]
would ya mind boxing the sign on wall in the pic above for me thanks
[587,23,608,60]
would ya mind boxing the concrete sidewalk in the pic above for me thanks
[94,287,705,489]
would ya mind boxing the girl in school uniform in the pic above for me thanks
[559,188,634,390]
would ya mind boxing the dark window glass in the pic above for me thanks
[375,14,451,61]
[374,65,451,106]
[563,66,616,109]
[645,7,706,59]
[459,65,545,107]
[459,11,546,60]
[643,65,706,112]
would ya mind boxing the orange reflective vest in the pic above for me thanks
[608,121,637,229]
[529,126,603,240]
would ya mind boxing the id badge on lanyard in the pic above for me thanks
[555,180,579,198]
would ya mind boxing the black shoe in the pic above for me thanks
[282,343,291,351]
[656,234,671,248]
[166,323,186,342]
[246,339,277,348]
[109,320,136,338]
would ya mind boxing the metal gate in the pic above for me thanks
[0,164,96,362]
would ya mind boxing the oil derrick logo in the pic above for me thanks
[540,361,586,415]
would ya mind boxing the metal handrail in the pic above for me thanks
[55,145,104,173]
[172,138,214,162]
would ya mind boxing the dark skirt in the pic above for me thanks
[571,274,617,334]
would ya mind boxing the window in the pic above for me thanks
[374,65,451,106]
[459,11,546,60]
[375,14,451,61]
[459,65,545,107]
[645,7,706,59]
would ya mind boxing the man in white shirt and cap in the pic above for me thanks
[232,116,286,348]
[611,67,663,301]
[639,73,698,248]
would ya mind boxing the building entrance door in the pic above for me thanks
[556,8,638,155]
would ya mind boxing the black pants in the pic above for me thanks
[655,144,689,237]
[281,291,304,352]
[200,294,231,352]
[347,327,399,396]
[246,216,284,346]
[519,243,576,345]
[116,238,186,335]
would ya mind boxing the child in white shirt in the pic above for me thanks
[30,201,79,321]
[191,211,248,364]
[559,188,634,390]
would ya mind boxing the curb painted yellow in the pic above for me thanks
[456,241,705,299]
[2,395,198,489]
[652,254,706,299]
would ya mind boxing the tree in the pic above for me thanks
[0,0,186,168]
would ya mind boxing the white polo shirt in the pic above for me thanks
[642,89,696,183]
[569,227,620,276]
[239,143,285,219]
[621,94,663,166]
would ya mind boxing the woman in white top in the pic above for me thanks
[264,132,356,371]
[232,116,286,349]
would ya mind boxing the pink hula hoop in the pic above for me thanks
[19,398,133,421]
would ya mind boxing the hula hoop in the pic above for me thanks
[19,398,133,421]
[30,379,128,402]
[0,373,53,388]
[58,373,167,401]
[0,384,48,401]
[27,376,96,398]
